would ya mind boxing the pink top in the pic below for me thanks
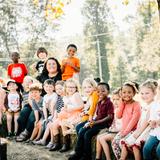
[116,101,141,136]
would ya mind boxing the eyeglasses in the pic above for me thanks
[66,86,77,89]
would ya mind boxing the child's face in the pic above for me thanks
[112,94,120,108]
[11,53,19,63]
[38,52,47,60]
[97,85,109,101]
[140,86,155,104]
[7,82,18,91]
[121,86,135,102]
[23,79,33,91]
[67,47,76,57]
[44,84,54,94]
[83,82,95,97]
[66,82,77,95]
[30,90,41,100]
[55,84,64,96]
[46,59,57,73]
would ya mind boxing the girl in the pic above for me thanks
[143,81,160,160]
[76,78,99,135]
[56,78,83,152]
[68,82,114,160]
[120,80,158,160]
[96,89,121,160]
[112,82,141,160]
[5,80,22,137]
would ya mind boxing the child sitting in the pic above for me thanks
[95,89,121,160]
[68,82,114,160]
[5,79,22,137]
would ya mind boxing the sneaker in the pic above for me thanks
[7,132,12,139]
[46,142,54,149]
[33,139,46,146]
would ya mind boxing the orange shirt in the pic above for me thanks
[62,57,80,80]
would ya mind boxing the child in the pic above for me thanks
[96,89,121,160]
[7,52,28,92]
[112,81,141,160]
[27,79,57,143]
[35,47,48,75]
[0,85,6,125]
[120,80,158,160]
[68,82,114,160]
[16,83,43,142]
[33,81,65,147]
[143,81,160,160]
[55,78,84,152]
[61,44,80,81]
[76,78,99,135]
[4,79,22,137]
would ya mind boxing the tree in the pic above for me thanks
[82,0,113,82]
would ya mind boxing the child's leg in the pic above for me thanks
[6,112,13,133]
[156,142,160,159]
[96,134,104,159]
[14,112,20,134]
[35,122,43,140]
[120,144,128,160]
[100,133,115,160]
[133,146,141,160]
[143,136,159,160]
[112,133,122,160]
[30,122,40,140]
[41,122,52,142]
[0,109,3,124]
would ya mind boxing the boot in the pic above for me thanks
[49,134,60,151]
[59,134,70,152]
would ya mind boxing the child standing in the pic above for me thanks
[95,89,121,160]
[35,47,48,75]
[68,82,114,160]
[5,80,22,137]
[120,80,158,160]
[112,82,141,160]
[143,81,160,160]
[7,52,28,92]
[61,44,80,81]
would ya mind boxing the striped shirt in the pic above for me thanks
[55,95,64,113]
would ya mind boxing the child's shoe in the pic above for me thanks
[7,132,12,139]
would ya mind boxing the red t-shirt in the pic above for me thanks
[7,63,28,83]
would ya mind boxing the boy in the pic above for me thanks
[35,47,48,75]
[7,52,28,92]
[5,79,22,137]
[61,44,80,81]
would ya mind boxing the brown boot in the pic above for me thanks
[59,134,70,152]
[49,134,60,151]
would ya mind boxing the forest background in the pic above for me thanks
[0,0,159,89]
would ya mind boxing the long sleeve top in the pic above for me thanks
[116,101,141,136]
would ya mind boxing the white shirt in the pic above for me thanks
[8,93,20,111]
[149,101,160,140]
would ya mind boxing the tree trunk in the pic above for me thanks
[157,0,160,21]
[0,143,7,160]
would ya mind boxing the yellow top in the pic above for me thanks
[82,91,99,122]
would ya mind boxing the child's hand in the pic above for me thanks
[83,122,90,128]
[8,109,12,113]
[149,120,157,128]
[34,121,38,126]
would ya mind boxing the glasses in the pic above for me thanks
[66,86,77,89]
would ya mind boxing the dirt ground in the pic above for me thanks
[7,140,71,160]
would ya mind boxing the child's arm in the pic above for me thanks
[121,103,141,136]
[43,105,48,121]
[116,100,125,119]
[34,110,39,125]
[50,95,58,118]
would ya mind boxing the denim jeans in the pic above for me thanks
[143,135,160,160]
[76,121,87,134]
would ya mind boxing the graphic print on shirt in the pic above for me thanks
[11,67,22,78]
[8,94,20,111]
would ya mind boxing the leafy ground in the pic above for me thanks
[7,140,70,160]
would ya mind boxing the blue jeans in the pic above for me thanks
[143,135,160,160]
[76,121,87,134]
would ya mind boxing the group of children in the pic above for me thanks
[0,44,160,160]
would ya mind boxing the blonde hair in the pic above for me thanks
[64,78,80,95]
[29,82,42,92]
[141,79,158,93]
[82,78,97,89]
